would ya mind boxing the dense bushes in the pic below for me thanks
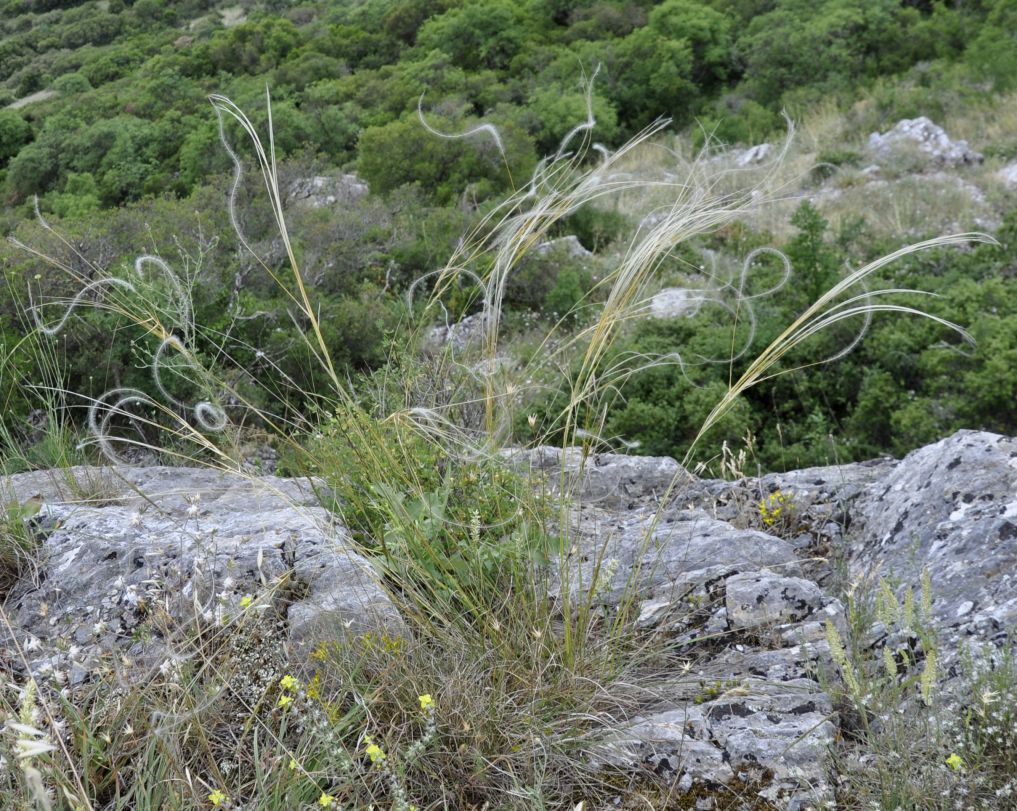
[3,0,1016,472]
[569,206,1017,470]
[1,0,1009,209]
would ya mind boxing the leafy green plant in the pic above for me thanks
[0,495,41,595]
[302,402,554,622]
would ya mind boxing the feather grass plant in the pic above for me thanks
[0,84,998,810]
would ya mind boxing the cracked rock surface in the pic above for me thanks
[850,430,1017,663]
[513,432,1017,807]
[514,447,849,807]
[0,466,401,679]
[4,430,1016,809]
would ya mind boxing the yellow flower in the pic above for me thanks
[318,793,335,807]
[279,674,299,692]
[418,694,434,711]
[239,595,253,608]
[364,742,385,763]
[946,752,965,771]
[278,695,293,708]
[288,758,297,771]
[208,789,228,807]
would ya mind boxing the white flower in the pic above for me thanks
[158,657,181,681]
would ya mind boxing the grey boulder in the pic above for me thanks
[1,466,401,680]
[850,429,1017,640]
[867,117,983,168]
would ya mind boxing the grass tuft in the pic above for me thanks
[0,88,1001,810]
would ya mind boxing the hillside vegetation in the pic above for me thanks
[2,0,1015,208]
[4,4,1017,811]
[2,0,1017,470]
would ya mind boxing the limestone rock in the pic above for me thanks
[594,682,835,808]
[534,234,592,258]
[648,287,703,319]
[505,446,687,509]
[8,429,1017,809]
[736,143,774,167]
[850,429,1017,640]
[867,117,982,168]
[725,572,827,631]
[0,466,402,679]
[997,162,1017,189]
[423,311,487,354]
[287,173,369,208]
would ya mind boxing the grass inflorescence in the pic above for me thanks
[0,85,1004,811]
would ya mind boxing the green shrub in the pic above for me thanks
[45,171,101,219]
[51,70,92,95]
[416,1,529,72]
[649,0,734,90]
[4,138,60,201]
[544,265,592,323]
[0,496,41,596]
[357,108,535,203]
[0,110,32,168]
[554,205,629,252]
[966,0,1017,91]
[597,26,698,132]
[526,84,619,154]
[738,0,913,106]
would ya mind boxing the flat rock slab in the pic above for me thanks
[554,505,801,607]
[505,446,688,509]
[1,466,401,679]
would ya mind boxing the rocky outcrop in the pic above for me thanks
[424,311,487,354]
[850,430,1017,644]
[3,430,1015,809]
[534,234,593,259]
[998,162,1017,189]
[594,683,836,811]
[867,117,983,168]
[736,143,775,167]
[287,173,369,208]
[0,466,401,684]
[506,445,686,509]
[649,287,704,319]
[508,446,851,807]
[507,433,1017,806]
